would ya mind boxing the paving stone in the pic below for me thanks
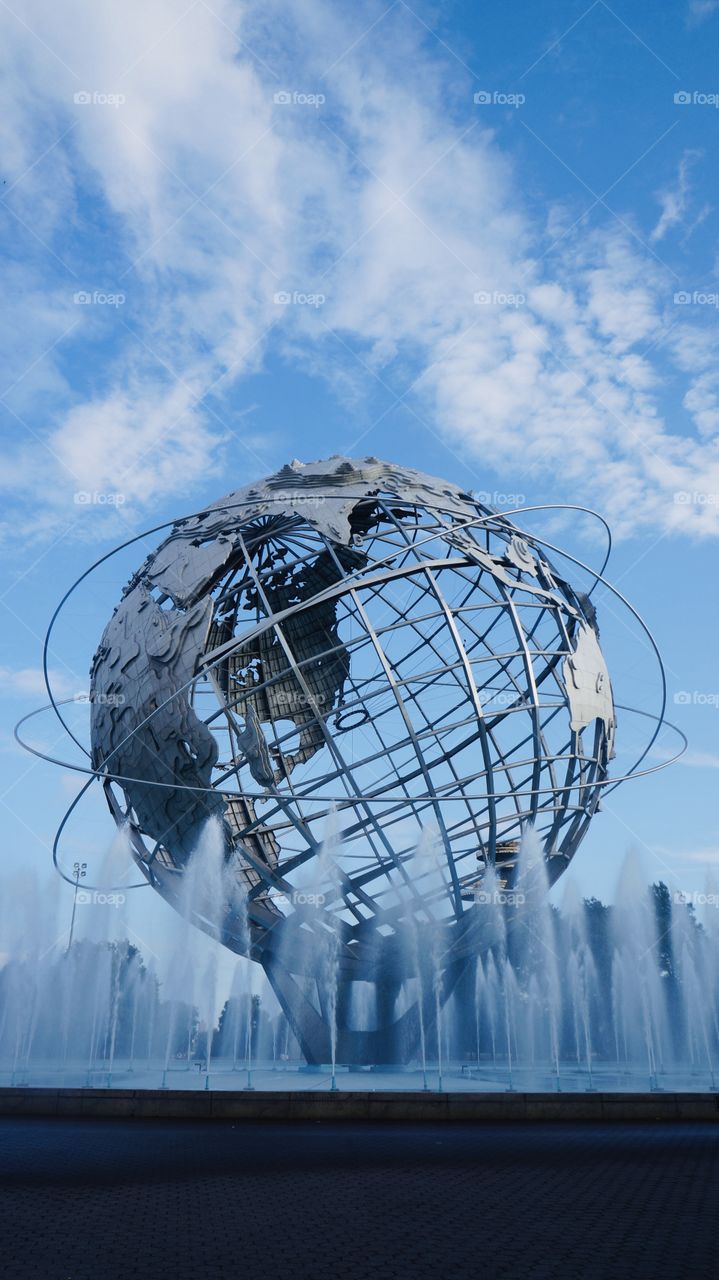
[0,1119,716,1279]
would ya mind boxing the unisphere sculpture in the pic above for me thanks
[81,456,623,1062]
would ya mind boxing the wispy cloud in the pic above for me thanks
[1,0,719,542]
[676,748,719,769]
[0,665,82,700]
[687,0,719,26]
[650,150,702,243]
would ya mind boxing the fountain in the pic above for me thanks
[3,820,717,1095]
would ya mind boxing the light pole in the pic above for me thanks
[67,861,87,952]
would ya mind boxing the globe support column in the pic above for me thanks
[262,951,469,1067]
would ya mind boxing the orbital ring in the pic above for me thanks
[20,483,674,902]
[16,697,686,896]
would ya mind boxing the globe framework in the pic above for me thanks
[89,456,617,1063]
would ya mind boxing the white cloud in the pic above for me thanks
[650,150,701,243]
[687,0,719,25]
[670,846,719,868]
[0,0,299,525]
[1,0,719,541]
[676,748,719,770]
[0,666,83,700]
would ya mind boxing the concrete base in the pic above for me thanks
[1,1086,718,1122]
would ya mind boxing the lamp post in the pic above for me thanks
[67,861,87,952]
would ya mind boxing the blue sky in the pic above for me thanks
[2,0,719,956]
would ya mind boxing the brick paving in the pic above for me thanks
[0,1118,716,1279]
